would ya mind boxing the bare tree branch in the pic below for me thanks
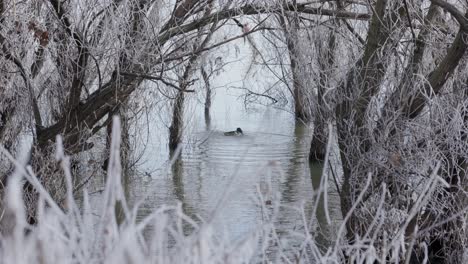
[431,0,468,31]
[159,2,371,43]
[405,11,468,118]
[119,72,195,92]
[48,0,89,111]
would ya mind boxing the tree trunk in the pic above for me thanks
[168,11,218,152]
[201,66,211,129]
[309,20,337,162]
[169,91,185,152]
[278,10,310,121]
[309,121,327,162]
[335,0,391,240]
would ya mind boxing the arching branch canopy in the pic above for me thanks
[29,0,370,152]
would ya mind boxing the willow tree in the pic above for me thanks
[329,0,468,262]
[274,1,364,161]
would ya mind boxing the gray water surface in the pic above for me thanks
[120,108,341,247]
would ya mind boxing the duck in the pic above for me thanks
[224,127,243,136]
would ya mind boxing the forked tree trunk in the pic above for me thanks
[335,0,391,240]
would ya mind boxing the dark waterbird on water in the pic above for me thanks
[224,127,243,136]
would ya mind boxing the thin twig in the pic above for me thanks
[119,72,195,92]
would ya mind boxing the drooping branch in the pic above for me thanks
[160,24,267,63]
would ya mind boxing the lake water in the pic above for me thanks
[111,106,342,251]
[88,35,342,252]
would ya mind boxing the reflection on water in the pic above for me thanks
[310,162,341,251]
[116,108,341,249]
